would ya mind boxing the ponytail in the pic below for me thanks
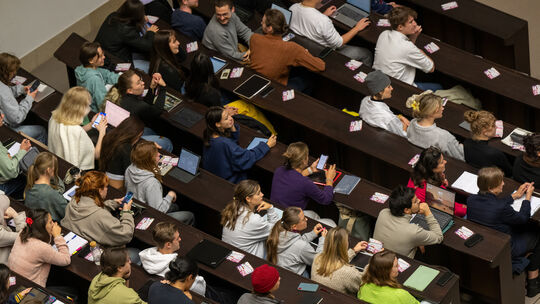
[266,207,302,264]
[221,180,260,230]
[24,152,59,197]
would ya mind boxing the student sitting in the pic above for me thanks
[270,142,336,225]
[266,207,327,277]
[250,9,325,92]
[0,124,31,198]
[221,180,280,258]
[8,209,71,287]
[405,92,464,161]
[407,146,466,217]
[61,171,135,248]
[237,264,281,304]
[148,257,199,304]
[359,70,408,137]
[289,0,372,65]
[463,110,512,176]
[202,0,253,61]
[373,6,440,91]
[88,247,145,304]
[0,195,25,264]
[202,106,276,183]
[125,140,195,225]
[149,30,187,93]
[0,264,31,304]
[108,70,173,152]
[75,42,119,112]
[48,87,107,170]
[373,186,443,258]
[311,227,367,296]
[357,250,420,303]
[139,222,206,295]
[0,53,47,144]
[513,134,540,185]
[172,0,207,40]
[185,53,223,107]
[95,0,158,70]
[24,152,67,222]
[99,117,144,190]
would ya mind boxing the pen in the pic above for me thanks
[320,288,333,295]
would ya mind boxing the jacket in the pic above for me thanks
[0,194,25,264]
[407,119,465,161]
[74,65,119,112]
[0,143,26,183]
[119,86,166,127]
[275,230,324,275]
[124,164,172,213]
[0,82,33,128]
[24,179,67,222]
[61,196,134,246]
[95,13,155,63]
[88,272,146,304]
[48,118,95,170]
[138,247,206,295]
[358,283,419,304]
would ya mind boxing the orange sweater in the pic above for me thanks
[249,34,325,85]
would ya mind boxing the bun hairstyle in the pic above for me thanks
[463,110,496,137]
[166,256,199,283]
[524,133,540,161]
[405,90,443,119]
[283,142,309,170]
[221,180,261,230]
[266,207,302,264]
[263,9,289,35]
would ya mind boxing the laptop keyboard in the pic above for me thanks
[410,208,451,231]
[339,7,365,21]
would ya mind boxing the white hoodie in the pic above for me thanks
[139,247,206,295]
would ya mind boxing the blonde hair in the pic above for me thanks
[51,87,91,125]
[463,110,496,137]
[283,142,309,170]
[314,227,350,277]
[477,167,504,194]
[405,91,443,119]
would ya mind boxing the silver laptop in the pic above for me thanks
[167,148,201,183]
[331,0,371,28]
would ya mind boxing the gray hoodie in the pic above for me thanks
[237,293,282,304]
[0,81,33,127]
[124,164,172,213]
[276,230,325,275]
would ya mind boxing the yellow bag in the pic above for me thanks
[225,100,277,134]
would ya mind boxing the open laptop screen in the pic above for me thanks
[271,4,292,24]
[425,183,455,215]
[347,0,371,13]
[178,148,200,175]
[210,56,227,74]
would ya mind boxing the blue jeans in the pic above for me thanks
[142,127,173,152]
[0,175,25,199]
[167,203,195,225]
[415,82,443,92]
[11,125,47,144]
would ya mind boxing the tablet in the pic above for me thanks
[210,56,227,74]
[247,137,268,150]
[233,74,271,100]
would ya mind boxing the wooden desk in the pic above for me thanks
[10,272,73,303]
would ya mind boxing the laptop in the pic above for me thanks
[170,107,204,128]
[233,74,271,100]
[410,183,455,231]
[331,0,371,29]
[105,101,130,127]
[167,148,201,183]
[210,56,228,74]
[187,239,231,268]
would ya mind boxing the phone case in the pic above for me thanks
[298,282,319,292]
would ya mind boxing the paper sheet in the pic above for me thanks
[512,195,540,217]
[53,232,88,255]
[7,142,20,157]
[105,101,130,127]
[63,185,78,201]
[450,171,479,194]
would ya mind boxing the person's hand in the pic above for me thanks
[354,18,371,31]
[24,85,38,99]
[266,134,277,148]
[320,227,328,237]
[325,164,337,185]
[242,49,251,63]
[0,113,4,128]
[160,279,170,284]
[398,115,409,131]
[526,182,535,201]
[51,222,62,237]
[123,199,133,211]
[310,158,321,173]
[353,241,368,253]
[148,25,159,33]
[323,5,337,16]
[96,116,107,134]
[313,223,324,235]
[512,183,530,199]
[152,73,166,87]
[388,2,401,7]
[19,288,32,297]
[418,202,431,216]
[256,201,273,212]
[4,207,17,219]
[224,105,239,116]
[20,139,31,151]
[413,24,422,35]
[168,191,177,203]
[154,142,162,150]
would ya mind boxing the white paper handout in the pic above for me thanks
[511,195,540,217]
[450,171,479,194]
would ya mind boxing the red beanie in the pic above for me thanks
[251,264,280,293]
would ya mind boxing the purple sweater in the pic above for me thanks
[270,166,334,209]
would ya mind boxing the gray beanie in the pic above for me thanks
[366,70,391,95]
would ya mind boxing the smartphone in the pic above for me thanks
[122,191,134,207]
[92,112,106,128]
[318,47,333,59]
[317,154,328,170]
[29,79,40,92]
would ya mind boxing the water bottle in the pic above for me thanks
[89,241,101,266]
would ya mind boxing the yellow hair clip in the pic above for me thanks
[411,100,420,111]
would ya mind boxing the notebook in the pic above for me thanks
[34,83,55,102]
[170,107,204,128]
[167,148,201,183]
[187,239,231,268]
[246,137,268,150]
[410,184,454,232]
[331,0,371,29]
[403,265,440,292]
[309,170,342,186]
[233,74,271,100]
[104,101,130,127]
[334,175,361,195]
